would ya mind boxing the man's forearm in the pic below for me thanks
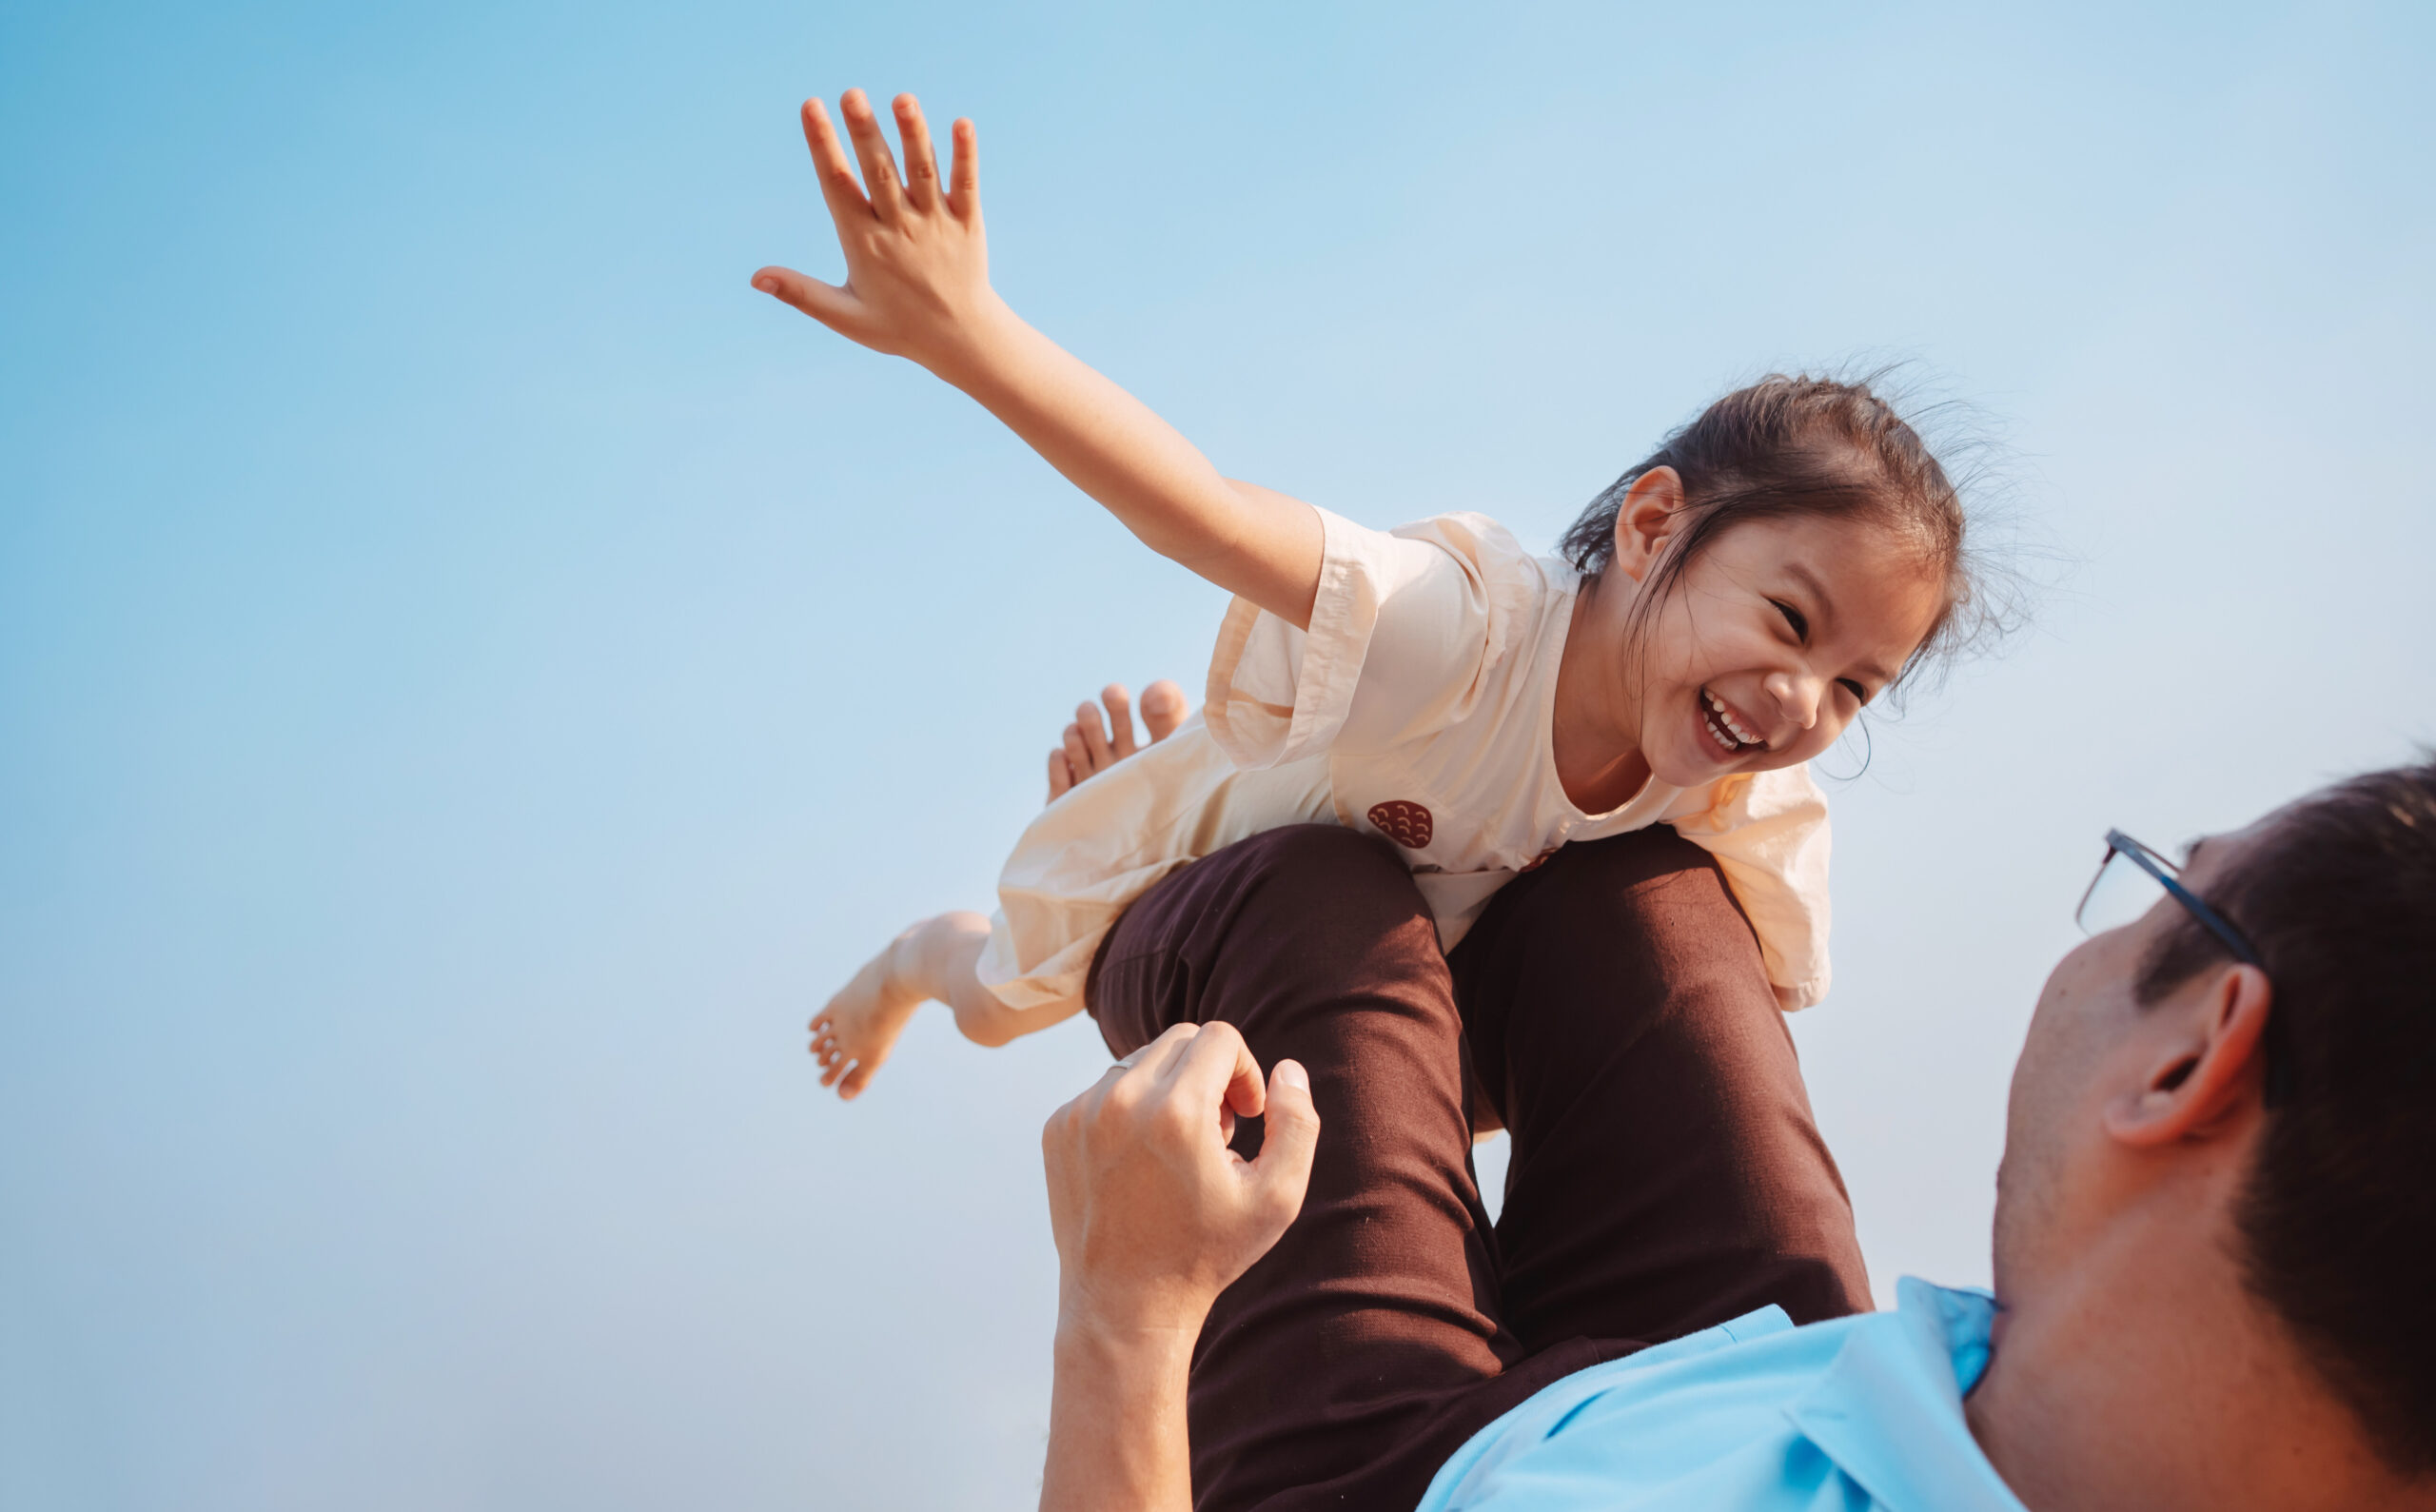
[1032,1025,1317,1510]
[1039,1318,1197,1512]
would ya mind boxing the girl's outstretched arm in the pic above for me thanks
[754,90,1323,630]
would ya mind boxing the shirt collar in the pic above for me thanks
[1782,1279,2027,1512]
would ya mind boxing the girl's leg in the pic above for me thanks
[1450,826,1872,1355]
[1089,826,1595,1512]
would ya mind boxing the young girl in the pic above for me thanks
[761,91,1978,1101]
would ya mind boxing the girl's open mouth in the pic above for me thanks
[1700,687,1764,757]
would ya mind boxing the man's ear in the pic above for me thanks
[2104,964,2274,1148]
[1609,467,1686,584]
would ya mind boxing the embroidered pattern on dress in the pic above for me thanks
[1366,800,1434,849]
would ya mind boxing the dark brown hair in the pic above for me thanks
[1559,372,1998,700]
[2134,758,2436,1473]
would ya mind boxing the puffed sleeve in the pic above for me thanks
[1203,508,1547,770]
[1668,765,1834,1011]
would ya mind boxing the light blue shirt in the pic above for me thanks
[1414,1279,2028,1511]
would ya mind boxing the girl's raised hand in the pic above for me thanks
[755,93,1323,630]
[754,90,997,374]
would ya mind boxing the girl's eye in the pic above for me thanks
[1771,599,1809,639]
[1837,677,1870,704]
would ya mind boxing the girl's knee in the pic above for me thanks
[1220,825,1431,939]
[1534,829,1758,950]
[1234,821,1408,880]
[1092,824,1446,1048]
[1462,828,1776,1037]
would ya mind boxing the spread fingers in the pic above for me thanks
[1100,683,1138,758]
[799,97,872,226]
[838,88,906,224]
[1073,701,1113,772]
[946,117,979,218]
[893,94,942,211]
[1141,678,1189,741]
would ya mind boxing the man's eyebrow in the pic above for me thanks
[1785,560,1901,687]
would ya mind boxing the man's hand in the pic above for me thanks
[1050,679,1190,802]
[754,90,1002,376]
[1045,1022,1318,1334]
[1037,1024,1317,1510]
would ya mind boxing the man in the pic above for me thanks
[1036,761,2436,1510]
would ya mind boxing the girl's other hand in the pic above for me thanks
[754,90,999,376]
[1050,679,1189,802]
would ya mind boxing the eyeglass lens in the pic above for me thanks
[2077,847,2172,936]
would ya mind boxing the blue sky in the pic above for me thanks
[4,2,2431,1507]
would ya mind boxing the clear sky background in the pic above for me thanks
[4,2,2430,1507]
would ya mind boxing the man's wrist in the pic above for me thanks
[1044,1294,1200,1511]
[1055,1272,1215,1355]
[1052,1307,1202,1379]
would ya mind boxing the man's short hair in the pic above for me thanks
[2136,758,2436,1474]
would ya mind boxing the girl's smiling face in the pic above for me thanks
[1561,468,1951,800]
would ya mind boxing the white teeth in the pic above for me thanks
[1702,688,1758,751]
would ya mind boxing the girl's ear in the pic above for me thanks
[1610,467,1686,584]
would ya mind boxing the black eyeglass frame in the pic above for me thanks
[2077,829,2290,1107]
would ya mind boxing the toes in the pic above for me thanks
[811,1019,847,1079]
[1061,722,1093,781]
[1048,748,1073,803]
[840,1062,876,1100]
[1141,678,1188,741]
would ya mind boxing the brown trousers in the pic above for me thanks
[1086,824,1869,1512]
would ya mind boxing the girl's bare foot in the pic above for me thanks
[809,941,923,1101]
[1048,679,1188,801]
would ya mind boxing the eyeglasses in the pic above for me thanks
[2075,829,2289,1106]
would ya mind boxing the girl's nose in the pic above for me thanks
[1763,670,1822,733]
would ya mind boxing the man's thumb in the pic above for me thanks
[1250,1059,1320,1208]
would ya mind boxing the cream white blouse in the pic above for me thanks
[975,508,1834,1015]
